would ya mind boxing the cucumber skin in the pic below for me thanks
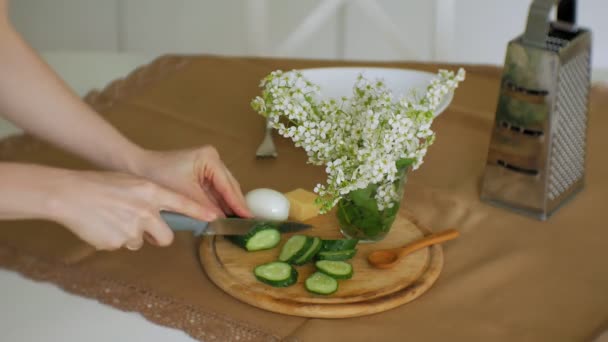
[320,239,359,252]
[304,272,338,295]
[316,249,357,261]
[226,223,280,251]
[292,237,322,266]
[280,235,314,263]
[254,263,298,287]
[315,260,353,280]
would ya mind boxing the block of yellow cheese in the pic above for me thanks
[284,188,320,221]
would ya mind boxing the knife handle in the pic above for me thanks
[160,210,209,236]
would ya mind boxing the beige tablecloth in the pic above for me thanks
[1,55,607,342]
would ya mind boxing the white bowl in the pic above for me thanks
[298,67,454,117]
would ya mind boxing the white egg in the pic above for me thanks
[245,188,290,221]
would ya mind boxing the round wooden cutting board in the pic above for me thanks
[199,212,444,318]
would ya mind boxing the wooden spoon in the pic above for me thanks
[367,229,460,269]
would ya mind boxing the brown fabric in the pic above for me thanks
[1,54,607,341]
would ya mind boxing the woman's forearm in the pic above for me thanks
[0,17,144,173]
[0,162,67,220]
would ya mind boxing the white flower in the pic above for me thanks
[251,68,465,213]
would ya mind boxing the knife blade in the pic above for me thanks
[160,210,312,236]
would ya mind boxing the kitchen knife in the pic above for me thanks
[160,210,312,236]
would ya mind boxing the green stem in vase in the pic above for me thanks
[337,200,352,225]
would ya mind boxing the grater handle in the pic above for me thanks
[557,0,576,24]
[523,0,577,47]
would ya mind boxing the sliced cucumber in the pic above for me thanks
[226,223,281,251]
[254,261,298,287]
[305,272,338,295]
[292,237,322,265]
[315,260,353,279]
[279,235,312,263]
[316,249,357,261]
[320,239,359,252]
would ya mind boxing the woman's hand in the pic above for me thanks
[49,170,208,251]
[133,146,252,219]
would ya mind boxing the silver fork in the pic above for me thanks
[255,119,278,158]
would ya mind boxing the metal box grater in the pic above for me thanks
[480,0,591,220]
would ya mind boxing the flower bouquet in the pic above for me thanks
[252,68,465,241]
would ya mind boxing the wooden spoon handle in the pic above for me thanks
[397,229,459,258]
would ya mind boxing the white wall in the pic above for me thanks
[8,0,121,51]
[7,0,608,69]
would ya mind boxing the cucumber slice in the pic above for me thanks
[245,229,281,251]
[305,272,338,295]
[279,235,312,263]
[316,249,357,261]
[292,237,322,265]
[254,261,298,287]
[320,239,359,252]
[315,260,353,279]
[226,223,281,251]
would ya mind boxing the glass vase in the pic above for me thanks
[336,170,407,242]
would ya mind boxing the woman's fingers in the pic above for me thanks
[154,183,222,221]
[206,184,234,216]
[210,167,251,218]
[225,168,249,211]
[143,187,228,248]
[139,212,174,247]
[130,180,228,249]
[124,238,144,251]
[143,232,158,246]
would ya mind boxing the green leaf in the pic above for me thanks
[396,158,415,170]
[349,186,378,213]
